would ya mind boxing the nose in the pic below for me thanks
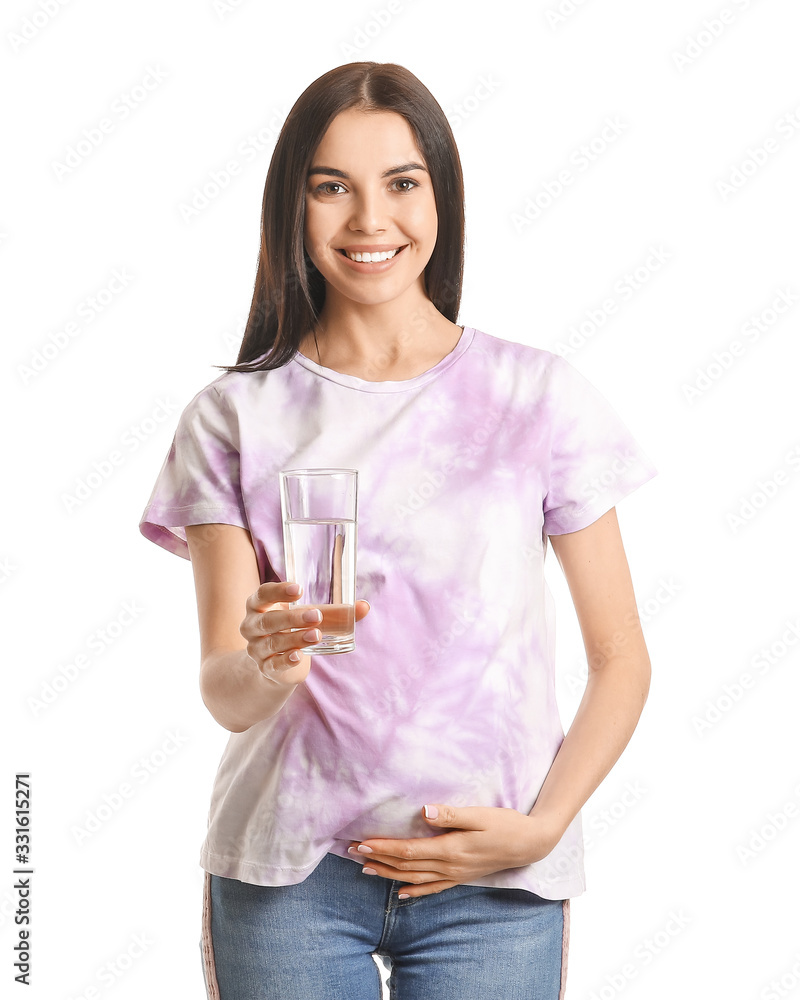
[348,188,386,234]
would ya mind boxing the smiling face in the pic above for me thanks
[304,109,439,312]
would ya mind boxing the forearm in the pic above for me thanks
[200,648,303,732]
[528,655,651,840]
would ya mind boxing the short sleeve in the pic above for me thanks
[542,355,658,536]
[139,383,248,559]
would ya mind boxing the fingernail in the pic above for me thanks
[398,893,410,900]
[288,651,301,663]
[302,609,323,623]
[356,845,373,854]
[302,629,321,642]
[424,805,438,820]
[362,867,378,876]
[286,583,301,596]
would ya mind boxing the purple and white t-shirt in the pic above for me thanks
[139,326,657,899]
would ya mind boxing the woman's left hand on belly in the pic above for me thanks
[347,804,561,898]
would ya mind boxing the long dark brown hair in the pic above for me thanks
[221,62,465,373]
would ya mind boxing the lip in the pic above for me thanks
[337,244,407,253]
[336,244,408,271]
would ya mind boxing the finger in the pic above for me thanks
[258,655,309,682]
[360,861,448,883]
[349,834,463,878]
[355,852,451,874]
[259,647,309,677]
[247,581,302,612]
[239,608,322,651]
[257,601,366,633]
[249,624,322,661]
[396,879,459,899]
[421,804,494,832]
[254,606,324,635]
[349,837,451,865]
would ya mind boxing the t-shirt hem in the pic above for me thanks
[139,506,250,559]
[200,848,328,885]
[199,847,586,899]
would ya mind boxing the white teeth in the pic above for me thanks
[346,248,400,262]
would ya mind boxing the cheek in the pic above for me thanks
[303,212,327,262]
[304,197,327,236]
[409,195,438,241]
[304,232,324,261]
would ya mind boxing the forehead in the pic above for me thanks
[313,109,424,163]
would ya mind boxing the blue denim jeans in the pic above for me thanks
[200,852,569,999]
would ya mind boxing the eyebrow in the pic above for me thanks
[307,162,428,179]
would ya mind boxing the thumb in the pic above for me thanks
[422,803,470,828]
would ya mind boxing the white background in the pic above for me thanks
[2,1,799,998]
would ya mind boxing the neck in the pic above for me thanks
[300,290,462,382]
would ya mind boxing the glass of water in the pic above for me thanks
[279,469,358,654]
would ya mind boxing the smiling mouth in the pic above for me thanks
[337,246,407,263]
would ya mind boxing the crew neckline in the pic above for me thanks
[291,326,476,393]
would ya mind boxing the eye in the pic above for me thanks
[316,181,347,195]
[392,177,419,193]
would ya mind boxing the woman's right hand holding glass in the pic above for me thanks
[240,582,322,685]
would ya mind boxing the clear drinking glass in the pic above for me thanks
[279,468,358,654]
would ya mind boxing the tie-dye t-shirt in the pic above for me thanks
[139,325,657,899]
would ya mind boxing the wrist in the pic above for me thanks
[201,649,299,732]
[524,809,568,859]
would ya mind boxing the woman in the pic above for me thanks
[140,61,657,1000]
